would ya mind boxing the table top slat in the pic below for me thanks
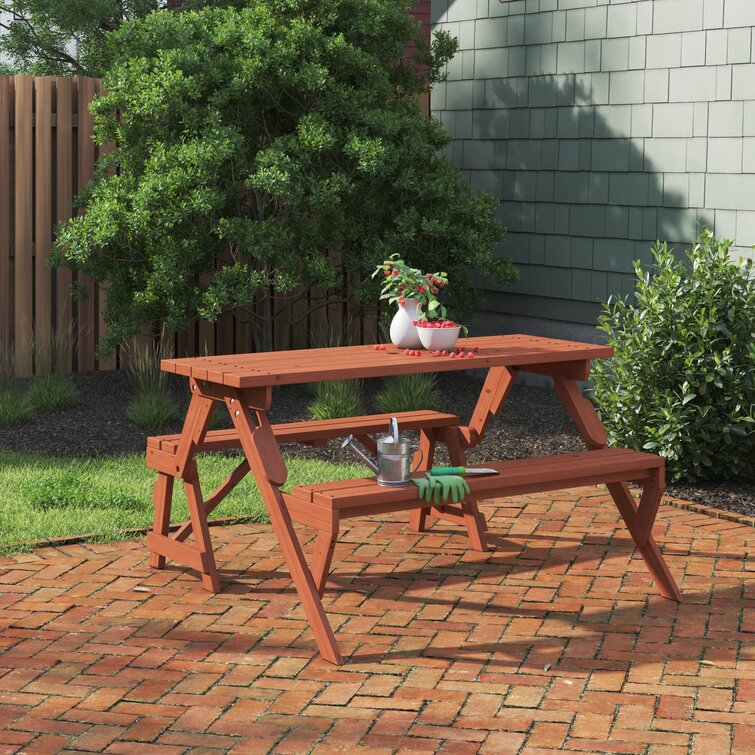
[162,335,612,388]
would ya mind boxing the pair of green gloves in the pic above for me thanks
[411,473,470,504]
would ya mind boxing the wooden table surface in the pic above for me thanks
[161,334,613,387]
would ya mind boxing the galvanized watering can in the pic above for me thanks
[341,416,423,487]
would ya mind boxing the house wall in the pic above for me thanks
[431,0,755,335]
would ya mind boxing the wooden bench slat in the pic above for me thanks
[147,410,460,456]
[290,448,662,510]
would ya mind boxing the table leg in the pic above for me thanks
[183,468,221,593]
[552,374,681,602]
[311,528,338,598]
[147,392,219,586]
[228,393,344,665]
[149,473,174,569]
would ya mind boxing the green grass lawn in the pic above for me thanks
[0,450,365,554]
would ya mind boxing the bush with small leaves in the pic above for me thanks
[592,229,755,482]
[308,380,363,421]
[376,373,441,414]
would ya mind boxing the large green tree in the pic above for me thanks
[0,0,165,76]
[55,0,516,352]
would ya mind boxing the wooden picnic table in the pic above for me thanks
[146,334,681,665]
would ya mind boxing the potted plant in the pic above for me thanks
[373,254,449,348]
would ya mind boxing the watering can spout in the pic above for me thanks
[340,435,380,474]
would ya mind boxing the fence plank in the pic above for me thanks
[55,77,75,371]
[76,77,97,372]
[14,76,33,376]
[34,77,54,357]
[0,78,10,346]
[97,124,117,370]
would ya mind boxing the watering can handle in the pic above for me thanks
[411,447,424,475]
[390,416,399,443]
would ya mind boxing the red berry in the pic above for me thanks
[434,349,441,356]
[450,352,456,358]
[392,269,399,276]
[373,344,379,350]
[442,350,448,356]
[383,270,390,276]
[404,348,411,355]
[467,352,474,358]
[398,297,405,305]
[415,350,421,356]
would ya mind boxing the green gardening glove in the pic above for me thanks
[412,473,470,504]
[435,475,471,503]
[412,474,442,503]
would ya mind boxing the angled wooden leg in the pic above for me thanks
[460,500,488,552]
[552,372,681,602]
[606,479,681,602]
[443,427,488,550]
[410,429,436,533]
[228,393,344,665]
[311,527,338,597]
[184,470,221,593]
[149,473,174,569]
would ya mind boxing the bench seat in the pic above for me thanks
[147,410,460,456]
[285,447,665,597]
[288,448,662,518]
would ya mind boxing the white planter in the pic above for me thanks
[417,325,461,352]
[389,299,422,349]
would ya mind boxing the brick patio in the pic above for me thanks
[0,487,753,754]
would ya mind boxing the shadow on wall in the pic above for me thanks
[437,74,713,314]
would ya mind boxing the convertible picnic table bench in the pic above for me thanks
[146,335,681,665]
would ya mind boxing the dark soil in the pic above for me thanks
[1,370,753,519]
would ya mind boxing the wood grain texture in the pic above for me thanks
[0,77,10,345]
[76,78,97,371]
[55,77,74,368]
[161,335,614,388]
[34,77,53,353]
[14,76,33,376]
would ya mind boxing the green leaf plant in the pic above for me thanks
[591,229,755,483]
[54,0,516,355]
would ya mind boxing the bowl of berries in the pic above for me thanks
[415,318,463,351]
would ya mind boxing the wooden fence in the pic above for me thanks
[0,75,378,376]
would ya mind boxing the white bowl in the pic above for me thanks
[417,325,461,351]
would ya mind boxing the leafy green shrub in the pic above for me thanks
[592,229,755,482]
[308,380,363,421]
[127,390,177,429]
[55,0,515,355]
[0,389,33,427]
[26,373,79,413]
[376,373,441,414]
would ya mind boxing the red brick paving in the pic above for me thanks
[1,487,754,753]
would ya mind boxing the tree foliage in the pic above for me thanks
[54,0,515,352]
[0,0,162,76]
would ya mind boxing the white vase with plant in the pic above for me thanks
[373,254,452,349]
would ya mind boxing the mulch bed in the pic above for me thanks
[1,369,753,519]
